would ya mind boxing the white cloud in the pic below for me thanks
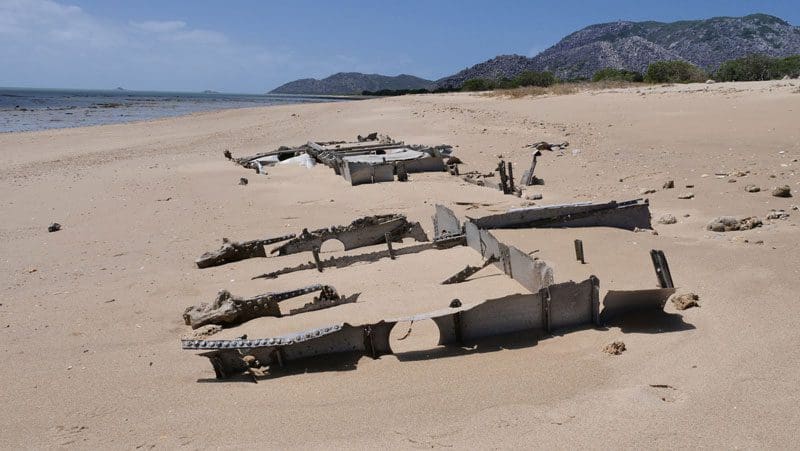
[130,20,186,33]
[0,0,415,91]
[0,0,290,91]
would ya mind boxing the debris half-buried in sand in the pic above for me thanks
[196,234,296,268]
[271,214,429,256]
[183,284,356,329]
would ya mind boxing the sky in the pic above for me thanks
[1,0,798,93]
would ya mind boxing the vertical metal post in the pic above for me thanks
[312,246,323,272]
[650,250,674,288]
[507,161,515,194]
[385,233,396,260]
[497,160,509,194]
[574,239,585,264]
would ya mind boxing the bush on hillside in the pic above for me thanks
[592,67,644,82]
[461,78,496,91]
[644,60,707,83]
[512,70,557,87]
[716,54,800,81]
[461,71,558,92]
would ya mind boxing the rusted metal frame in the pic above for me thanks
[195,234,296,268]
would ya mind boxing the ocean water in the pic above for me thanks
[0,88,349,133]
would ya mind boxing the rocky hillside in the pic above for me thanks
[436,14,800,88]
[270,72,435,95]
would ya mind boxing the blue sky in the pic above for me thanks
[1,0,798,93]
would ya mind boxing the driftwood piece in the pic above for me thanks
[196,234,296,268]
[183,284,350,329]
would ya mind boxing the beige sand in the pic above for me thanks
[1,80,799,448]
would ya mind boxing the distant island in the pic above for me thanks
[269,72,435,95]
[271,13,800,93]
[202,90,220,94]
[115,87,126,91]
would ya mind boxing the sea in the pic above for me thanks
[0,87,350,133]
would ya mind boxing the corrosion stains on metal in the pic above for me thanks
[472,199,652,231]
[182,284,354,329]
[271,214,429,256]
[196,234,295,268]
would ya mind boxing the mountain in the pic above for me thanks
[270,72,436,95]
[436,14,800,88]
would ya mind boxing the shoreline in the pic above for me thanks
[0,89,363,134]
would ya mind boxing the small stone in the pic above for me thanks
[744,184,760,193]
[449,299,462,308]
[772,185,792,198]
[658,214,677,225]
[728,179,737,183]
[678,193,694,199]
[685,184,694,188]
[527,193,543,200]
[603,341,626,355]
[705,79,715,84]
[663,180,675,189]
[239,177,249,186]
[707,216,762,232]
[766,210,790,220]
[48,223,61,233]
[671,293,700,310]
[640,188,657,195]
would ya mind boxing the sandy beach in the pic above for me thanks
[1,80,799,448]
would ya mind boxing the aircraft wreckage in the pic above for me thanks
[195,214,428,268]
[183,200,679,379]
[226,133,457,186]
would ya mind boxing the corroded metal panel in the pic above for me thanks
[433,204,461,238]
[474,199,651,231]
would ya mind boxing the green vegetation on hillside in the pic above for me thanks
[461,70,557,91]
[364,53,800,97]
[644,60,708,83]
[592,68,644,82]
[715,54,800,81]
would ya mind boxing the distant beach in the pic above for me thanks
[0,88,353,133]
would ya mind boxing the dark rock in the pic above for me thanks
[239,177,248,186]
[603,341,626,355]
[48,223,61,233]
[772,185,792,197]
[707,216,762,232]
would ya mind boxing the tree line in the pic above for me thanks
[362,53,800,96]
